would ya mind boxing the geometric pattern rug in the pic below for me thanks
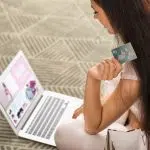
[0,0,116,149]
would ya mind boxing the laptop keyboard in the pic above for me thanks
[25,96,69,139]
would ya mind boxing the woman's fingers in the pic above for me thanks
[72,106,83,119]
[111,57,122,78]
[88,58,122,81]
[96,63,104,79]
[100,59,117,80]
[105,59,116,80]
[101,60,110,80]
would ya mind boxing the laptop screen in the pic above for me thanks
[0,52,43,127]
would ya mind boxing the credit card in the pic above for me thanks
[111,42,137,64]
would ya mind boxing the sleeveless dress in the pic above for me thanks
[103,62,141,123]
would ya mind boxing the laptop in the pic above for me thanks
[0,51,83,146]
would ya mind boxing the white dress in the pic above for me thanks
[121,62,141,121]
[103,62,141,123]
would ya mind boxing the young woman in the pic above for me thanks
[55,0,150,149]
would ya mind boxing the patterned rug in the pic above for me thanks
[0,0,115,149]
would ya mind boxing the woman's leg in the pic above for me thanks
[55,118,128,150]
[54,119,107,150]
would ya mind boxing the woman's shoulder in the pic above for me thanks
[121,62,140,80]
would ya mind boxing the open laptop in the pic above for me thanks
[0,51,83,146]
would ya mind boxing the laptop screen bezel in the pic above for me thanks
[0,51,44,134]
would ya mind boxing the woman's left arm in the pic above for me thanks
[83,58,141,134]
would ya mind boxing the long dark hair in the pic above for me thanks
[94,0,150,147]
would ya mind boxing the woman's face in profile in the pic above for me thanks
[91,0,116,34]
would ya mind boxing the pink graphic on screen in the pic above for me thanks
[11,57,31,89]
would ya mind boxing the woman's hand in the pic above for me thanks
[88,58,122,81]
[72,105,83,119]
[72,58,122,120]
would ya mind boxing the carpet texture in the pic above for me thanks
[0,0,116,149]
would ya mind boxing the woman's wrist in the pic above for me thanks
[87,69,101,82]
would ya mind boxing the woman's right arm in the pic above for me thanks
[83,58,141,134]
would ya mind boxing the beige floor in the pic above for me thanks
[0,0,116,149]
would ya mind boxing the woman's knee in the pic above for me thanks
[54,120,85,150]
[54,120,106,150]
